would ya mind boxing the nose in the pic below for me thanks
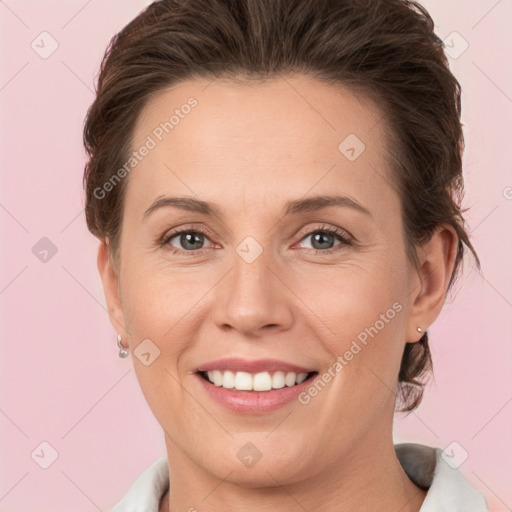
[211,246,294,337]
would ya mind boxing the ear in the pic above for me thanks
[97,239,128,338]
[407,224,459,342]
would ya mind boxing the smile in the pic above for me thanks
[198,369,317,391]
[194,358,319,414]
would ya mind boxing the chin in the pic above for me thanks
[212,458,310,489]
[190,440,315,489]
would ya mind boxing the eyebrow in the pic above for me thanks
[142,194,372,221]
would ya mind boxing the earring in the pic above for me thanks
[417,327,423,333]
[117,334,129,358]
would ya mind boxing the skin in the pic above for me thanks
[97,74,458,512]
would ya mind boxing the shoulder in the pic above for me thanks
[395,442,489,511]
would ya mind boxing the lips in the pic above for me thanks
[193,357,318,413]
[195,357,315,374]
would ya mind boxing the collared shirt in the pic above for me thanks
[108,443,489,511]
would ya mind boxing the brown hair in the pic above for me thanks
[83,0,480,412]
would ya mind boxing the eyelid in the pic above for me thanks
[160,224,216,253]
[292,224,353,254]
[295,223,353,243]
[160,222,353,254]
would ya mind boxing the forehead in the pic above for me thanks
[126,74,397,222]
[133,74,385,152]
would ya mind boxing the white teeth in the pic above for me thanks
[271,371,285,389]
[203,370,311,390]
[285,372,296,386]
[212,370,223,386]
[234,371,253,390]
[222,370,235,389]
[296,372,308,384]
[253,371,272,391]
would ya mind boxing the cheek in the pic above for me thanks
[121,257,202,338]
[307,255,409,387]
[118,266,197,408]
[294,269,408,448]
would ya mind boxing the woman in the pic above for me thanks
[83,0,489,510]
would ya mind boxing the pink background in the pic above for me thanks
[1,0,511,510]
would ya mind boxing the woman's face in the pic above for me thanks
[103,75,424,485]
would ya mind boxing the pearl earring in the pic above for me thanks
[417,327,423,333]
[117,334,129,358]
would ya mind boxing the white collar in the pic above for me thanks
[394,443,488,511]
[109,443,488,511]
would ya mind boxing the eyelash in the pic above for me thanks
[159,224,353,256]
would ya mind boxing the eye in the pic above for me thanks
[160,224,352,255]
[296,225,352,254]
[162,228,213,254]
